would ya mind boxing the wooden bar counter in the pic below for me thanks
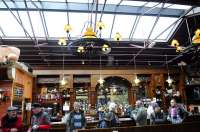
[50,118,136,132]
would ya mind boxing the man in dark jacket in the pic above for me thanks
[28,103,50,132]
[0,106,22,132]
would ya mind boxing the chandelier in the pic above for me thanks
[58,18,122,57]
[68,26,111,57]
[0,45,20,64]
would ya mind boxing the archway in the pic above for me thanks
[95,76,132,106]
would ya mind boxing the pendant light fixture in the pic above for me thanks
[133,57,140,85]
[165,55,173,86]
[60,54,67,85]
[98,55,104,86]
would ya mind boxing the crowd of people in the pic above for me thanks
[0,98,195,132]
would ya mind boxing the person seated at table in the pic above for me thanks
[28,103,50,132]
[0,106,22,132]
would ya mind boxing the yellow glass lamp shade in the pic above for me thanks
[58,38,67,46]
[97,21,105,30]
[176,46,183,53]
[102,44,111,54]
[171,39,179,47]
[83,27,97,38]
[77,46,85,53]
[192,29,200,45]
[114,32,122,41]
[64,24,72,33]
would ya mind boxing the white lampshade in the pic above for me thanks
[134,76,140,85]
[166,76,173,85]
[98,77,105,85]
[0,45,20,62]
[8,53,18,62]
[0,55,6,63]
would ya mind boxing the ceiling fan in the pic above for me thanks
[129,39,156,48]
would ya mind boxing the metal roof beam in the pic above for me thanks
[0,1,185,17]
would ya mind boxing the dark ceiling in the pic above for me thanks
[0,0,200,69]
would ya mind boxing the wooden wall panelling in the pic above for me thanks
[0,81,13,118]
[178,71,186,103]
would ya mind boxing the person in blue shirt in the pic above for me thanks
[66,102,86,132]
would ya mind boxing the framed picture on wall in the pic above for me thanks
[12,83,24,114]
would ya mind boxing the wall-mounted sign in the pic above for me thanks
[37,77,60,84]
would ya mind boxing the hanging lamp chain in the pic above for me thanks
[63,54,65,76]
[165,55,170,77]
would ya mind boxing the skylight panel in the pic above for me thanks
[29,11,45,37]
[132,16,157,40]
[18,11,34,37]
[68,12,89,38]
[120,1,147,7]
[112,14,136,39]
[150,17,178,40]
[44,11,67,37]
[168,4,191,10]
[0,11,26,37]
[34,0,66,2]
[98,0,121,5]
[97,14,114,38]
[187,7,200,16]
[0,29,3,37]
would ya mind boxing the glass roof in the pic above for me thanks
[0,0,192,42]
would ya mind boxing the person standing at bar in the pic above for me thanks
[0,106,22,132]
[66,102,86,132]
[167,99,187,124]
[131,100,147,126]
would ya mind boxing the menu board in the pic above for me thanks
[13,85,23,101]
[12,84,24,114]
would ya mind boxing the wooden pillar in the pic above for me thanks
[88,89,97,108]
[128,86,137,106]
[178,70,186,103]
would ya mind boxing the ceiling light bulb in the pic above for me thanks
[134,76,140,84]
[60,78,66,85]
[77,46,85,53]
[64,24,72,33]
[97,21,105,30]
[195,29,200,38]
[176,46,183,52]
[166,76,173,85]
[58,38,66,46]
[102,44,111,54]
[114,32,122,41]
[113,88,117,93]
[98,78,105,85]
[192,29,200,45]
[82,60,85,64]
[171,39,179,47]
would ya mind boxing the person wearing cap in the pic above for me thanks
[28,103,50,132]
[0,106,22,132]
